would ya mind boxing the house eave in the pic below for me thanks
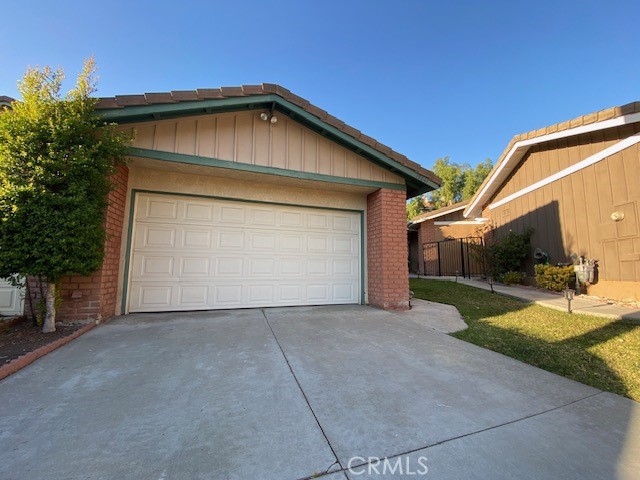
[97,95,439,197]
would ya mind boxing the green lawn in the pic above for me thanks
[410,278,640,401]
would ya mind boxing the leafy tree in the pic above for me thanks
[462,158,492,200]
[0,59,130,332]
[427,156,493,209]
[429,156,464,208]
[406,195,428,220]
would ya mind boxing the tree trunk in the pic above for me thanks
[42,282,56,333]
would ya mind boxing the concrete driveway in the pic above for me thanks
[0,304,638,479]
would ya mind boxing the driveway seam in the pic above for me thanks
[339,390,606,474]
[261,309,343,478]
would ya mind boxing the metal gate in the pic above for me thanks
[423,237,485,278]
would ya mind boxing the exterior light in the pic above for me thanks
[270,115,278,124]
[260,112,269,121]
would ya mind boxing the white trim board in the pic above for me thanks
[411,204,467,224]
[434,220,484,226]
[465,111,640,218]
[489,133,640,211]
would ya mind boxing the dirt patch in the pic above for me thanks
[0,319,84,365]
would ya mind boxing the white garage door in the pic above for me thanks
[127,193,361,312]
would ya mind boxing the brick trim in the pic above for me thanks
[367,188,410,310]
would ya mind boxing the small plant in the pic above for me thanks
[485,228,533,278]
[499,271,526,285]
[534,264,574,292]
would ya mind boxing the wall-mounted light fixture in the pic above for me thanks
[610,211,625,222]
[259,106,278,124]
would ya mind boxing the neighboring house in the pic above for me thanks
[0,279,24,316]
[408,201,486,275]
[464,101,640,302]
[16,84,438,320]
[0,96,13,109]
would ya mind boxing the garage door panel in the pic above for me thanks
[141,256,175,276]
[333,283,356,301]
[215,257,244,276]
[281,211,303,227]
[333,214,358,232]
[280,234,303,252]
[136,226,177,249]
[307,236,329,253]
[180,257,210,276]
[215,285,243,304]
[219,205,246,224]
[333,258,357,275]
[249,258,276,275]
[279,284,303,302]
[307,285,329,302]
[145,198,178,220]
[334,236,357,254]
[128,193,360,312]
[251,208,277,226]
[308,213,330,229]
[184,202,214,222]
[250,232,276,250]
[178,285,209,306]
[134,285,173,309]
[182,229,212,249]
[280,259,303,276]
[307,259,329,275]
[218,230,244,249]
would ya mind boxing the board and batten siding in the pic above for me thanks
[123,111,405,186]
[487,124,640,288]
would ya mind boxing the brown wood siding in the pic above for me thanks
[487,125,640,283]
[436,224,481,241]
[124,111,405,186]
[438,209,466,222]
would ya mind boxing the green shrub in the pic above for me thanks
[534,264,574,292]
[488,228,533,277]
[499,271,526,285]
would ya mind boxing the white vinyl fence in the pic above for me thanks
[0,278,24,316]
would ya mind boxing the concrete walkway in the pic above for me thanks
[415,275,640,321]
[0,305,638,479]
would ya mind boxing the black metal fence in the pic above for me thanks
[423,237,485,278]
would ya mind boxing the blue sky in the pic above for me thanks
[1,1,637,173]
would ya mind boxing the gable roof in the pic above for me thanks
[410,200,468,225]
[94,84,440,197]
[464,101,640,218]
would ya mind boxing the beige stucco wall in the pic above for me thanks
[115,160,371,314]
[122,110,405,185]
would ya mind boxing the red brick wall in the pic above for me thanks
[367,188,410,310]
[417,220,437,275]
[55,164,129,322]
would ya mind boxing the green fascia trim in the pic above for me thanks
[278,101,439,193]
[100,95,273,122]
[98,95,438,195]
[128,147,406,191]
[121,189,366,313]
